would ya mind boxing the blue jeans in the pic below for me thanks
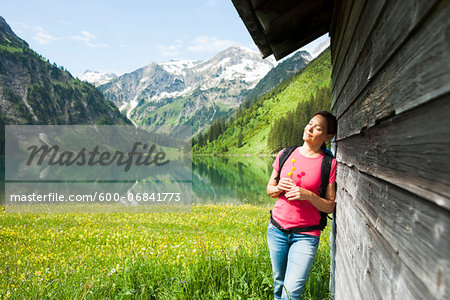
[267,222,320,300]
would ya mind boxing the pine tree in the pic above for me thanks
[237,131,243,148]
[198,132,205,147]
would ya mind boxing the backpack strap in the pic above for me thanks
[274,146,298,184]
[318,151,333,230]
[319,152,333,198]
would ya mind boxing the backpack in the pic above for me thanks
[271,146,333,233]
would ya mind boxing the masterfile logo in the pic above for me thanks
[4,125,193,213]
[25,142,169,172]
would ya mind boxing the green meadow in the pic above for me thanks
[0,204,331,299]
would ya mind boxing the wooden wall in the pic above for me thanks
[330,0,450,299]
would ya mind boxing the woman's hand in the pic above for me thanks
[277,177,296,192]
[267,170,297,198]
[284,186,312,201]
[287,182,336,213]
[278,178,312,201]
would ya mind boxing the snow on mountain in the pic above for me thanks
[99,46,277,130]
[159,59,198,76]
[79,70,117,86]
[195,46,276,89]
[245,49,311,101]
[301,52,313,62]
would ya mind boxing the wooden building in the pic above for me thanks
[232,0,450,299]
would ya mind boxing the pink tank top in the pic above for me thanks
[272,147,337,236]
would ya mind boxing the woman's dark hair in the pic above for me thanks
[314,110,337,150]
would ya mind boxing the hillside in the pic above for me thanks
[0,16,130,126]
[193,48,331,154]
[244,50,311,101]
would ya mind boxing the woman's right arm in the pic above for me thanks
[267,169,281,198]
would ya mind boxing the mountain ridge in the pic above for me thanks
[79,70,117,87]
[0,16,130,126]
[99,46,277,132]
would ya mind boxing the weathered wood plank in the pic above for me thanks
[335,236,364,299]
[336,188,389,299]
[336,189,403,300]
[337,94,450,208]
[336,164,450,298]
[336,187,436,299]
[336,186,441,299]
[331,0,387,109]
[335,0,450,139]
[331,1,354,71]
[335,188,378,299]
[328,0,337,45]
[330,0,367,92]
[332,0,443,119]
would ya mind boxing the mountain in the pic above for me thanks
[98,47,276,132]
[0,16,130,126]
[244,50,311,102]
[79,70,117,86]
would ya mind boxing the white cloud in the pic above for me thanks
[157,39,184,57]
[157,36,240,58]
[299,34,330,58]
[56,20,71,26]
[32,26,59,45]
[71,30,107,48]
[71,30,96,42]
[173,38,183,45]
[310,38,330,58]
[12,23,59,45]
[86,42,108,48]
[186,36,237,53]
[206,0,218,7]
[11,23,108,48]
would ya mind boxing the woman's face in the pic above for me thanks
[302,115,332,146]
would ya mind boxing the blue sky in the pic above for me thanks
[1,0,328,77]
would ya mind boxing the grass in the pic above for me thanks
[0,45,23,54]
[0,204,331,299]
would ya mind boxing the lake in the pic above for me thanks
[0,155,277,208]
[192,155,275,206]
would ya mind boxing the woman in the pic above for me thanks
[266,110,337,300]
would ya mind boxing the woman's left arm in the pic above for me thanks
[284,182,336,213]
